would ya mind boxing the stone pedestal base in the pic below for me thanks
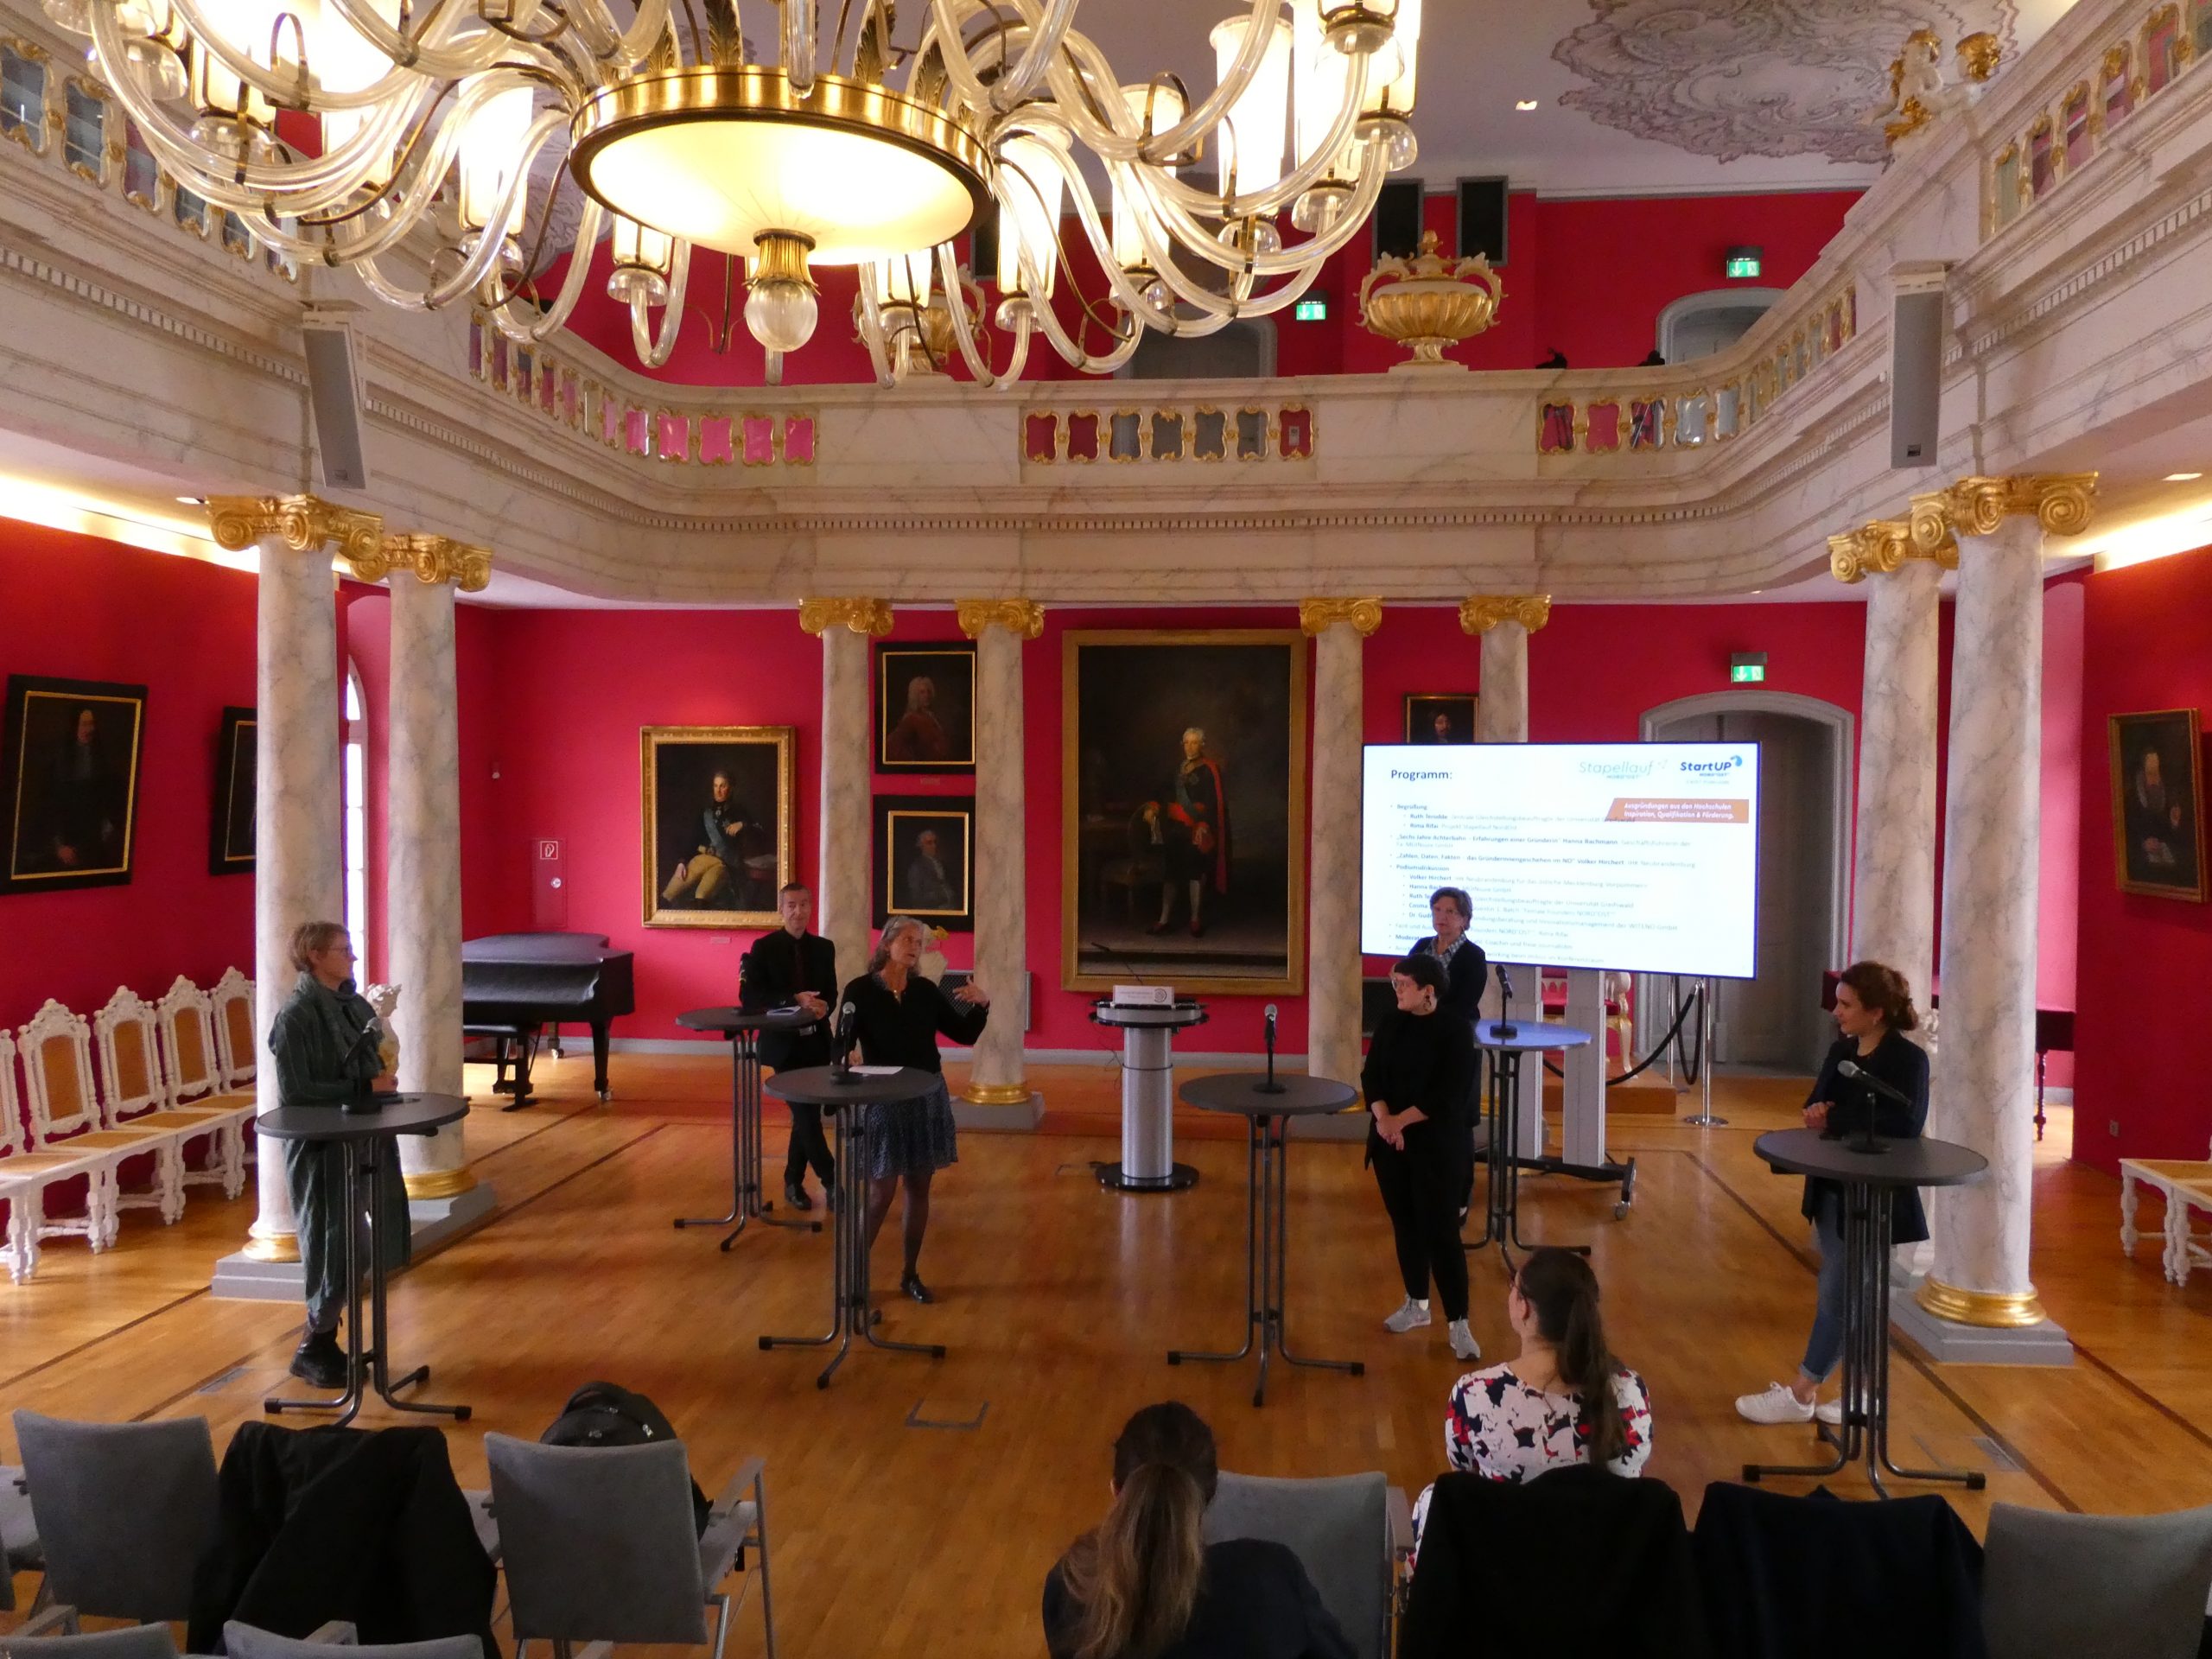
[209,1249,308,1303]
[208,1181,498,1300]
[951,1091,1044,1131]
[407,1182,499,1254]
[1891,1294,2074,1365]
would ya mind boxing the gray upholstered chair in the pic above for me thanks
[224,1622,486,1659]
[1202,1470,1414,1659]
[1981,1499,2212,1659]
[0,1609,180,1659]
[480,1433,775,1659]
[2,1461,43,1613]
[12,1412,218,1624]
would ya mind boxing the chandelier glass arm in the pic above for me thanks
[982,0,1080,114]
[930,241,1033,388]
[627,239,692,366]
[484,197,608,341]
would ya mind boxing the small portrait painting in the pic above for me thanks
[641,726,796,927]
[876,641,976,773]
[2,675,148,895]
[874,795,974,930]
[1405,693,1478,745]
[209,706,255,876]
[2109,709,2205,901]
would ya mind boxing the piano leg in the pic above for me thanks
[549,1022,565,1061]
[592,1020,613,1103]
[499,1027,543,1113]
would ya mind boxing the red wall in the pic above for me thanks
[0,524,258,1032]
[2073,545,2212,1173]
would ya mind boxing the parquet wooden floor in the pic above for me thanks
[4,1053,2207,1656]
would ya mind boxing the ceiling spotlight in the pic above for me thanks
[2165,471,2205,481]
[1516,99,1541,111]
[175,495,203,505]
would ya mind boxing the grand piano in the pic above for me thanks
[461,932,636,1107]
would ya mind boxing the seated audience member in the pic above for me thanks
[1044,1402,1353,1659]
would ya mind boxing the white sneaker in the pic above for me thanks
[1447,1319,1480,1361]
[1815,1398,1844,1426]
[1384,1297,1432,1333]
[1735,1382,1816,1425]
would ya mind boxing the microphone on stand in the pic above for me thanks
[1835,1059,1909,1154]
[830,1001,858,1083]
[1258,1003,1284,1094]
[340,1016,385,1114]
[1494,964,1519,1041]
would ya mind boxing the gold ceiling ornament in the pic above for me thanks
[798,597,895,638]
[206,494,385,575]
[1907,472,2100,553]
[1459,594,1552,635]
[379,533,495,593]
[1916,1275,2048,1329]
[956,599,1046,640]
[1955,31,2002,83]
[1298,597,1384,636]
[1828,518,1955,582]
[1358,230,1503,371]
[54,0,1420,381]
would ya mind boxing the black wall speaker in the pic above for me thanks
[1890,267,1947,469]
[301,305,370,492]
[1373,178,1425,262]
[1457,177,1510,265]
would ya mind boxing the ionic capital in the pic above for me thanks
[1907,472,2098,552]
[956,598,1046,640]
[206,494,385,578]
[1299,597,1383,638]
[799,597,895,637]
[369,533,493,593]
[1828,518,1955,583]
[1459,594,1551,635]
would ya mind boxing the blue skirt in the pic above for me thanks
[858,1076,959,1180]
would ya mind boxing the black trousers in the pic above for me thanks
[1370,1123,1470,1322]
[785,1102,836,1188]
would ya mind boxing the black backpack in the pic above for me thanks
[540,1381,711,1536]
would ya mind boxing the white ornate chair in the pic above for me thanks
[19,998,185,1235]
[208,968,257,1094]
[96,985,246,1201]
[1,1030,118,1281]
[155,976,257,1188]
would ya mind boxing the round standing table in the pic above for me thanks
[674,1005,823,1248]
[1745,1128,1989,1496]
[1090,999,1208,1191]
[258,1093,472,1427]
[758,1065,947,1389]
[1169,1072,1363,1407]
[1466,1020,1618,1257]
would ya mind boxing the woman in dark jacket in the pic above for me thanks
[267,920,408,1388]
[842,914,988,1305]
[1736,959,1929,1427]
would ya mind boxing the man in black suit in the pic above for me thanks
[741,882,837,1211]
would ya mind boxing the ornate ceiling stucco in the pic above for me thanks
[1551,0,2019,165]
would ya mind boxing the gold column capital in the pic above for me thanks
[1828,518,1955,582]
[1908,472,2098,551]
[1298,597,1383,638]
[374,533,493,593]
[1916,1275,2048,1328]
[956,598,1046,640]
[1459,594,1551,635]
[207,493,385,576]
[799,597,894,637]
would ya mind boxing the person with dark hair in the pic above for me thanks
[1043,1402,1352,1659]
[266,920,405,1389]
[740,881,836,1211]
[1411,886,1487,1218]
[1368,953,1480,1360]
[1737,959,1929,1426]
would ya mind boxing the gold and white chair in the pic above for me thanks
[2,1030,118,1281]
[96,985,247,1201]
[209,968,258,1096]
[19,998,185,1234]
[156,976,257,1186]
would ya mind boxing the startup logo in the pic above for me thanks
[1677,754,1746,776]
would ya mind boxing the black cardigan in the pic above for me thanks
[840,970,988,1073]
[1360,1007,1476,1134]
[1043,1537,1353,1659]
[1803,1027,1930,1244]
[1411,933,1489,1025]
[741,929,836,1070]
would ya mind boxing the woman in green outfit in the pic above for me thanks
[268,919,410,1387]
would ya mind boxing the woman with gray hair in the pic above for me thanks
[839,915,990,1304]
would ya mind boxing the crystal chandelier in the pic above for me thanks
[47,0,1421,384]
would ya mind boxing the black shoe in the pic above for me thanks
[899,1271,934,1305]
[290,1330,346,1389]
[784,1182,813,1212]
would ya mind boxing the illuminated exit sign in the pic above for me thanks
[1294,296,1329,321]
[1726,245,1764,279]
[1730,652,1769,683]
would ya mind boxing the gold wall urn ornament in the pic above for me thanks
[1358,230,1504,372]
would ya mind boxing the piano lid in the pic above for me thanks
[464,931,617,963]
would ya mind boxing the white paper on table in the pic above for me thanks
[851,1065,902,1076]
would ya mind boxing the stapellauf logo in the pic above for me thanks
[1580,759,1656,781]
[1678,755,1745,775]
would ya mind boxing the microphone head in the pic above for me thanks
[1264,1003,1278,1023]
[1838,1059,1862,1077]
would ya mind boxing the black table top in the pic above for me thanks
[763,1065,939,1108]
[677,1005,820,1034]
[257,1093,471,1142]
[1475,1019,1594,1052]
[1753,1128,1988,1188]
[1180,1072,1357,1117]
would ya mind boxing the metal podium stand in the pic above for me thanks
[1090,999,1207,1191]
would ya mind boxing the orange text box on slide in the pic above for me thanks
[1605,798,1751,823]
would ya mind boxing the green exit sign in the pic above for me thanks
[1294,296,1329,321]
[1730,652,1769,683]
[1726,245,1764,279]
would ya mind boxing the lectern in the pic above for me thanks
[1090,995,1208,1191]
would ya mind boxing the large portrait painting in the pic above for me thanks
[876,641,976,773]
[2109,709,2205,901]
[209,706,255,876]
[2,675,148,895]
[874,794,975,931]
[1063,630,1306,994]
[641,725,795,928]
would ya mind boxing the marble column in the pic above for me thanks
[957,600,1045,1119]
[1903,474,2094,1363]
[385,536,493,1219]
[205,496,383,1285]
[801,599,892,982]
[1300,600,1382,1089]
[1463,596,1549,1158]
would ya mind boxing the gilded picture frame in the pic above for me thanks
[208,705,255,876]
[875,640,976,774]
[1062,629,1308,995]
[2108,708,2206,901]
[640,724,796,928]
[1404,693,1478,745]
[2,674,148,894]
[874,794,975,931]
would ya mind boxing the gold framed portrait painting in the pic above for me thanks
[1404,693,1478,745]
[875,640,976,774]
[641,725,795,927]
[208,705,255,875]
[3,675,148,895]
[2109,708,2205,901]
[874,794,974,931]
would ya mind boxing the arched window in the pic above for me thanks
[343,664,370,979]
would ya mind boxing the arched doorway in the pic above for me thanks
[1657,287,1784,363]
[1642,690,1853,1071]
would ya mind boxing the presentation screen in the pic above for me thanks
[1360,742,1760,979]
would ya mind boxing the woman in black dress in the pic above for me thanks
[842,914,988,1304]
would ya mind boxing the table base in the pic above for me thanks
[1743,1183,1983,1497]
[1168,1114,1362,1408]
[1095,1160,1198,1192]
[264,1140,469,1427]
[675,1033,823,1249]
[1466,1050,1598,1255]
